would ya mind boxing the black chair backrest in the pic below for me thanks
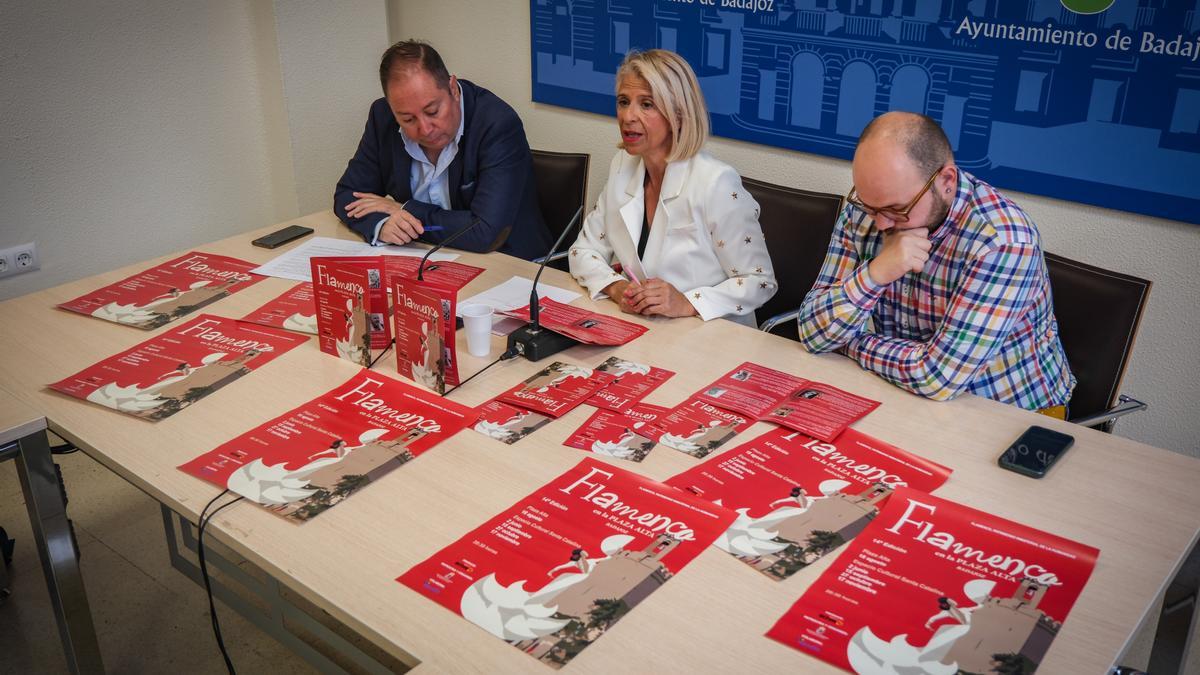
[531,149,589,266]
[1044,252,1151,423]
[742,176,843,338]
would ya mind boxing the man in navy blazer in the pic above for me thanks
[335,41,552,260]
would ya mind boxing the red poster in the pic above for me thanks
[397,458,736,669]
[562,403,670,462]
[395,278,462,394]
[665,427,951,580]
[47,314,305,421]
[312,256,392,349]
[697,362,880,441]
[653,397,756,458]
[472,399,553,444]
[58,252,265,329]
[311,258,374,367]
[763,382,881,443]
[496,362,616,418]
[586,356,675,411]
[240,282,317,334]
[766,488,1098,674]
[178,370,474,521]
[383,256,484,292]
[499,298,647,346]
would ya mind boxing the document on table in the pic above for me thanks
[458,275,582,335]
[251,236,459,282]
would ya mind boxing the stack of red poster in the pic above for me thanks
[386,256,483,395]
[311,258,377,367]
[397,458,736,669]
[665,427,951,580]
[472,399,555,445]
[585,356,674,410]
[767,488,1098,674]
[471,362,615,445]
[652,397,757,458]
[495,361,615,418]
[382,256,484,291]
[562,402,670,463]
[498,297,647,346]
[47,314,305,421]
[393,278,458,394]
[692,362,880,442]
[307,254,486,374]
[58,252,265,329]
[178,370,475,521]
[241,282,317,334]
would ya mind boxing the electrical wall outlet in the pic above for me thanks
[0,242,38,279]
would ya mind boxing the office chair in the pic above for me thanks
[1044,252,1152,432]
[530,149,590,271]
[744,177,843,341]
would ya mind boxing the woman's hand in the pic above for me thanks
[603,280,640,315]
[625,278,697,318]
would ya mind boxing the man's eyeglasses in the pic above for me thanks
[846,167,942,223]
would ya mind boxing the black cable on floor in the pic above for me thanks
[197,489,244,675]
[443,347,518,397]
[50,442,78,455]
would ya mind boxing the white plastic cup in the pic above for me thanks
[460,303,494,357]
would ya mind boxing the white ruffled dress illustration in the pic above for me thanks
[589,422,652,460]
[226,429,388,505]
[410,321,441,390]
[600,359,650,377]
[521,363,593,393]
[335,298,368,364]
[459,534,635,641]
[281,312,317,334]
[846,578,997,675]
[84,352,227,412]
[659,422,719,454]
[475,410,532,441]
[90,282,209,325]
[713,479,851,557]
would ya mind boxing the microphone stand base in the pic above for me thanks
[506,325,579,362]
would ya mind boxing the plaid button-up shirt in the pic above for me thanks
[798,170,1075,410]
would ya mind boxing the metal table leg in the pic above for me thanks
[12,430,105,673]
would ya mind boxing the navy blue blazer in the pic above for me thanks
[334,79,552,260]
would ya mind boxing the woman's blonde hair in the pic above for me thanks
[616,49,709,162]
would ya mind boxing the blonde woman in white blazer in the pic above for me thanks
[568,50,776,327]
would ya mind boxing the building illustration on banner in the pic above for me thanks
[531,0,1200,224]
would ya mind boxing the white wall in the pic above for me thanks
[272,0,389,215]
[0,0,388,297]
[388,0,1200,458]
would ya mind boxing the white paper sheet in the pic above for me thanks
[457,275,583,335]
[251,236,459,282]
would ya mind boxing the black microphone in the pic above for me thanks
[507,205,583,361]
[417,216,509,281]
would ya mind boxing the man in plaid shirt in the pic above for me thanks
[798,112,1075,412]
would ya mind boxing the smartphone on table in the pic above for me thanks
[998,425,1074,478]
[252,225,314,249]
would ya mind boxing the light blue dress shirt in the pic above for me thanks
[372,81,467,244]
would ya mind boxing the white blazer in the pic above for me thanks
[568,150,777,327]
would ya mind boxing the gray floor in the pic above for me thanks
[1,442,1195,674]
[0,445,318,675]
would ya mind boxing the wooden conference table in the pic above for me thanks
[2,210,1198,674]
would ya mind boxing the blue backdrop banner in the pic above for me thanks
[531,1,1200,225]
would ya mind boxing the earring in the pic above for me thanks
[945,188,950,194]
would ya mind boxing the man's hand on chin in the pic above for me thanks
[869,227,931,286]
